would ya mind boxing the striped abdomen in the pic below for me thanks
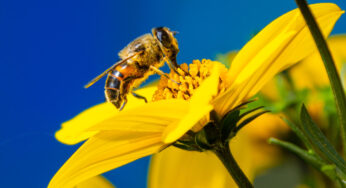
[105,67,124,109]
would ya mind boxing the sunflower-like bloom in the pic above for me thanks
[48,3,343,188]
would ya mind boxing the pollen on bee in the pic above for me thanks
[152,59,228,101]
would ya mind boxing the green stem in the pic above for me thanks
[268,138,325,170]
[213,143,253,188]
[295,0,346,155]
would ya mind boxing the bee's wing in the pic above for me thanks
[84,52,140,88]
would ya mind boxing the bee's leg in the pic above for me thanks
[119,98,128,111]
[132,92,148,103]
[164,57,189,76]
[164,57,181,75]
[149,65,181,85]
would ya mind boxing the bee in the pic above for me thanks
[84,27,181,110]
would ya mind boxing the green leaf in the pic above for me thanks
[220,110,240,142]
[238,106,264,120]
[282,117,313,150]
[321,164,338,180]
[231,99,258,112]
[299,104,346,174]
[173,141,201,151]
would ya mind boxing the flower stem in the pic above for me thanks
[213,143,253,188]
[268,138,325,170]
[295,0,346,155]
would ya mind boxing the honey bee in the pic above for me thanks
[84,27,180,110]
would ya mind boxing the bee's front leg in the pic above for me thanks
[163,56,189,76]
[149,65,181,85]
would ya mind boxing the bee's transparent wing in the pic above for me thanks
[84,52,140,88]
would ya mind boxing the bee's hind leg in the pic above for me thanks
[119,98,128,111]
[132,92,148,103]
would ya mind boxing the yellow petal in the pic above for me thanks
[328,35,346,62]
[162,63,222,143]
[228,3,342,83]
[213,3,343,116]
[76,176,115,188]
[49,131,164,188]
[56,86,157,145]
[290,34,346,89]
[51,96,195,187]
[214,31,297,115]
[328,35,346,87]
[148,146,236,188]
[87,99,190,133]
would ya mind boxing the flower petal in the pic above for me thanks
[213,3,343,116]
[52,95,194,187]
[148,146,235,188]
[49,131,164,188]
[290,34,346,89]
[75,176,115,188]
[214,31,297,115]
[325,35,346,87]
[56,86,157,145]
[328,35,346,62]
[228,3,342,83]
[162,63,222,143]
[87,99,190,133]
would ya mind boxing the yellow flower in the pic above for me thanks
[76,176,115,188]
[148,113,286,188]
[49,3,343,188]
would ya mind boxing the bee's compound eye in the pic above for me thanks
[155,28,171,48]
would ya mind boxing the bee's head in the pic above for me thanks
[152,27,179,60]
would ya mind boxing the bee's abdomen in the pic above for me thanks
[105,70,124,108]
[105,89,122,108]
[106,70,124,89]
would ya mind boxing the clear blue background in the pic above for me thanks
[1,0,345,187]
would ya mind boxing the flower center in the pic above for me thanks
[152,59,228,101]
